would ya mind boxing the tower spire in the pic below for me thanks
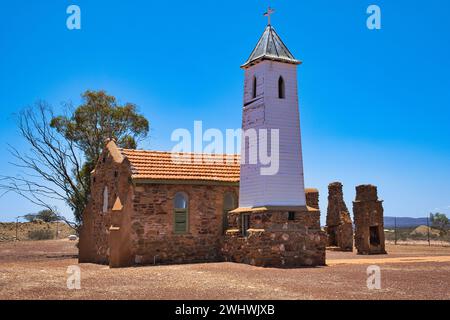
[263,6,275,25]
[241,17,301,69]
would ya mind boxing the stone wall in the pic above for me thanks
[79,146,132,265]
[130,183,239,265]
[353,185,387,255]
[326,182,353,251]
[223,208,326,268]
[305,188,319,210]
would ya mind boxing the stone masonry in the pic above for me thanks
[130,183,238,266]
[353,185,387,255]
[305,188,319,210]
[222,207,327,268]
[78,143,132,265]
[326,182,353,251]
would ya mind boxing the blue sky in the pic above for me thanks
[0,0,449,223]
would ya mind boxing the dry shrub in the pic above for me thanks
[28,229,54,240]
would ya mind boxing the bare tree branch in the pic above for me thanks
[0,102,85,230]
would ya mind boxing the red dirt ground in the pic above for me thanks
[0,240,449,300]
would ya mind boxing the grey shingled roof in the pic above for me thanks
[241,25,301,69]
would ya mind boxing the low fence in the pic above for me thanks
[384,217,450,247]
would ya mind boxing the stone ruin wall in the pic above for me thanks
[353,185,387,255]
[326,182,353,251]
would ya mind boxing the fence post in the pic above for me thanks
[394,217,397,245]
[426,216,431,246]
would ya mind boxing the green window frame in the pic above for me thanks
[174,192,188,234]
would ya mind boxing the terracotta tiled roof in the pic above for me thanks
[119,149,240,183]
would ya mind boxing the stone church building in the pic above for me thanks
[79,19,327,268]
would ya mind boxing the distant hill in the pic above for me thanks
[384,216,429,228]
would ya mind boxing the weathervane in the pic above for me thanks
[264,6,275,25]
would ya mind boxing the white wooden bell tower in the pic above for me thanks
[239,22,307,209]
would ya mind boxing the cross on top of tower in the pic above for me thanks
[241,8,300,69]
[263,6,275,25]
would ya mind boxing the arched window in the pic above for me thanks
[102,186,109,213]
[174,192,188,234]
[278,76,285,99]
[223,192,237,234]
[252,76,257,99]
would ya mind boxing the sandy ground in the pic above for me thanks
[0,240,450,300]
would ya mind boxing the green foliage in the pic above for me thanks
[50,90,149,164]
[23,214,37,222]
[28,229,54,240]
[49,90,149,225]
[35,210,59,223]
[430,213,449,232]
[23,210,58,223]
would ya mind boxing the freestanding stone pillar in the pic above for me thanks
[326,182,353,251]
[353,185,387,255]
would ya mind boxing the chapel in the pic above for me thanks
[79,14,327,268]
